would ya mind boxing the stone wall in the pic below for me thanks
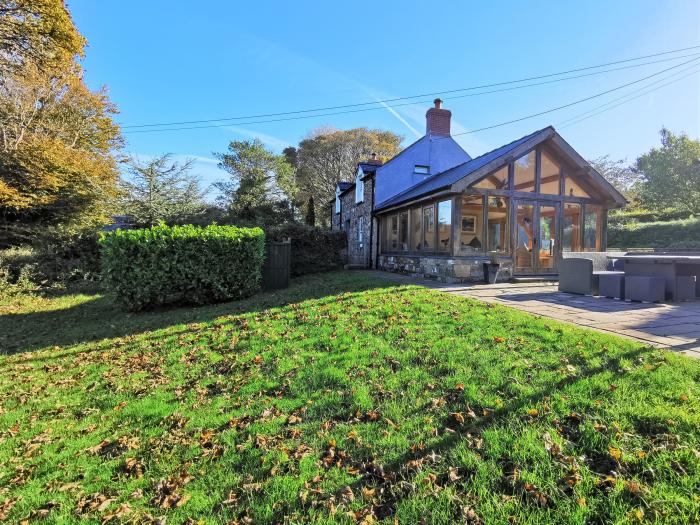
[378,254,514,283]
[330,178,374,268]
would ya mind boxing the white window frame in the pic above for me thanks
[414,165,429,175]
[335,187,341,214]
[355,168,364,203]
[357,216,364,247]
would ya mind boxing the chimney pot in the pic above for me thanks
[434,98,442,109]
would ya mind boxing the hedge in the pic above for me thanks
[99,224,265,311]
[265,223,346,277]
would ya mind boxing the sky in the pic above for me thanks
[69,1,700,194]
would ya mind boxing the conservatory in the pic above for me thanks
[375,127,626,279]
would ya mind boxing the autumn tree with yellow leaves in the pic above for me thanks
[0,0,122,242]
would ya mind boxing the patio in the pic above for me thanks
[370,271,700,359]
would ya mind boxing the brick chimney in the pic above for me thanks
[366,152,383,166]
[426,98,451,136]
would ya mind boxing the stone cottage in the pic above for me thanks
[330,99,626,281]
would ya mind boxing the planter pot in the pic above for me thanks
[483,263,501,284]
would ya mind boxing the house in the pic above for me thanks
[330,99,626,281]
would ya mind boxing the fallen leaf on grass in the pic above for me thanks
[609,447,622,461]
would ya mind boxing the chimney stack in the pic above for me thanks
[426,98,451,136]
[366,152,382,166]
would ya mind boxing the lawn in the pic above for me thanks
[1,271,699,524]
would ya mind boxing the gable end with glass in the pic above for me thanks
[375,129,626,280]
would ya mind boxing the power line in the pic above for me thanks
[558,67,700,130]
[443,56,700,137]
[121,44,700,130]
[124,55,700,135]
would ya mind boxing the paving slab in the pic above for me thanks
[369,270,700,358]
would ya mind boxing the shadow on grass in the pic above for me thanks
[0,271,397,356]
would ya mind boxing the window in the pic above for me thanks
[414,165,429,175]
[390,215,399,250]
[355,172,364,203]
[335,187,341,214]
[437,200,452,253]
[584,204,603,251]
[565,175,592,198]
[459,195,483,253]
[423,206,435,250]
[540,151,561,195]
[357,216,364,247]
[562,203,581,252]
[410,208,422,251]
[514,151,536,192]
[487,196,509,252]
[399,211,409,251]
[474,165,509,190]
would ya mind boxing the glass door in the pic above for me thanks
[537,204,558,273]
[515,202,535,273]
[514,201,559,274]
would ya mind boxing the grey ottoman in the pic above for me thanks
[599,273,625,299]
[676,276,697,302]
[625,276,665,303]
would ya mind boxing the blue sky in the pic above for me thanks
[70,1,700,192]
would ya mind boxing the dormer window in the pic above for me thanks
[335,187,341,214]
[355,169,364,203]
[414,165,429,175]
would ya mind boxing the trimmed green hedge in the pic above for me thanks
[100,224,265,311]
[266,223,346,277]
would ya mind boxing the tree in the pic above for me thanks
[0,1,122,242]
[0,0,86,72]
[305,196,316,226]
[214,139,295,225]
[119,155,207,227]
[290,127,403,221]
[589,155,641,200]
[635,128,700,213]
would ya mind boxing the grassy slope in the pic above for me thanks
[608,216,700,250]
[1,272,699,524]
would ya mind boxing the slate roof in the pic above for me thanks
[375,126,553,211]
[337,181,354,193]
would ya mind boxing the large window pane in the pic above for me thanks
[437,200,452,253]
[562,203,581,252]
[584,204,603,251]
[422,206,434,250]
[474,165,509,190]
[565,175,592,198]
[390,215,399,250]
[459,195,484,253]
[515,203,535,273]
[487,196,509,252]
[399,211,409,252]
[540,151,561,195]
[514,151,536,192]
[538,205,557,271]
[410,208,422,251]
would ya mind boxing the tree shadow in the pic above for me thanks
[0,271,398,356]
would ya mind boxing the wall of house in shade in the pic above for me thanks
[331,178,374,268]
[378,254,514,283]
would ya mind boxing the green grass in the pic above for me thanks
[1,271,699,524]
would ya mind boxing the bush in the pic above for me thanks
[99,224,265,311]
[266,223,346,277]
